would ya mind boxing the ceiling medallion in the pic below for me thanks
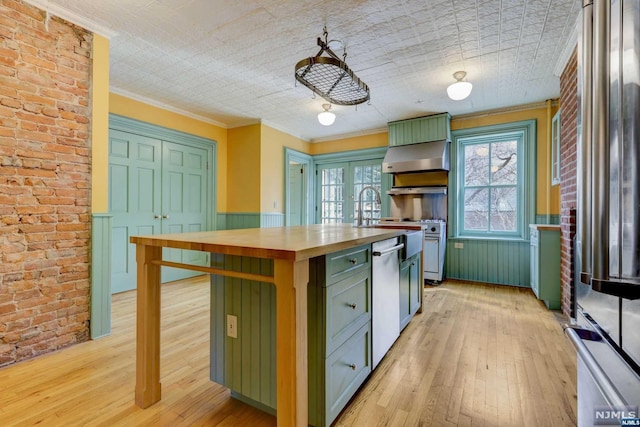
[295,27,370,106]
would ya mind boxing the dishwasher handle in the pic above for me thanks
[372,243,404,257]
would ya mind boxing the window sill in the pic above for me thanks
[449,236,529,243]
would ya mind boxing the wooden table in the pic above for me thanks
[130,224,404,427]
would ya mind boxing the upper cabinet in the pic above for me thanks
[388,112,451,146]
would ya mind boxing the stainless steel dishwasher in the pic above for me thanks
[371,237,404,369]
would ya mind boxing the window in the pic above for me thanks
[450,120,536,239]
[317,161,386,224]
[319,165,346,224]
[314,148,391,224]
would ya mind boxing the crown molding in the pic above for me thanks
[453,100,558,122]
[21,0,117,38]
[310,127,388,143]
[110,86,228,128]
[553,14,579,77]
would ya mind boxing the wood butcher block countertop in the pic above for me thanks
[130,223,407,261]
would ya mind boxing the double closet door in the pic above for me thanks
[109,129,211,293]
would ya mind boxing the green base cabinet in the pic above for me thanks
[529,225,561,309]
[399,253,421,330]
[210,244,372,427]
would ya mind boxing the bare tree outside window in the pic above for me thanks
[462,139,519,233]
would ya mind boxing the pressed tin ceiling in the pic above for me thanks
[24,0,581,141]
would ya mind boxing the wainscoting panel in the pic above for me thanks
[534,214,561,225]
[90,214,112,339]
[210,254,276,410]
[216,213,285,230]
[260,213,285,228]
[445,239,530,287]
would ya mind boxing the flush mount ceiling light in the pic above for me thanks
[447,71,473,100]
[295,27,370,106]
[317,103,336,126]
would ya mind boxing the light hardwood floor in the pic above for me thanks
[0,277,577,426]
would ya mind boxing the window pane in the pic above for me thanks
[490,187,517,231]
[320,167,345,224]
[353,164,382,221]
[464,188,488,230]
[464,144,489,185]
[491,140,518,185]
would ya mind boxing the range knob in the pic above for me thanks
[430,226,437,232]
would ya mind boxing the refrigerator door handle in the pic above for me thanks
[591,279,640,300]
[564,326,628,409]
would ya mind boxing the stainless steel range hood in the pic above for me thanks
[382,140,450,173]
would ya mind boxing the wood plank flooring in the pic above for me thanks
[0,277,577,426]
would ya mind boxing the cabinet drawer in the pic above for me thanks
[325,270,371,355]
[326,244,370,286]
[325,323,371,425]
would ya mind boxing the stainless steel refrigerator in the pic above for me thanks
[566,0,640,425]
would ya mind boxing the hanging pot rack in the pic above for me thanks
[294,27,370,106]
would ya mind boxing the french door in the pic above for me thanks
[316,160,390,224]
[109,129,210,293]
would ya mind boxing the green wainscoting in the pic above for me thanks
[210,254,277,411]
[90,214,112,338]
[534,214,560,225]
[216,213,285,230]
[445,239,530,287]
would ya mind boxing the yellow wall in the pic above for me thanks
[452,103,560,215]
[227,124,261,212]
[394,171,448,187]
[109,93,228,211]
[91,35,110,213]
[105,92,558,217]
[309,132,388,155]
[260,124,309,213]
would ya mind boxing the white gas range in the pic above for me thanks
[377,218,447,283]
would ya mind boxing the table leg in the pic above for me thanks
[274,258,309,427]
[135,244,163,408]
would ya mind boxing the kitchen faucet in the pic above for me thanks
[356,186,382,227]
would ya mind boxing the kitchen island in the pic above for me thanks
[130,224,408,427]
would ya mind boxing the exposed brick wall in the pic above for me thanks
[559,48,578,318]
[0,0,92,367]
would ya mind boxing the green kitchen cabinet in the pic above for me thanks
[388,112,451,146]
[210,243,372,427]
[399,253,421,331]
[529,225,561,309]
[309,244,372,426]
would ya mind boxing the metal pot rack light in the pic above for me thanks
[294,27,370,106]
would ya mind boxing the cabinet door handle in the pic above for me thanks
[349,258,358,265]
[347,363,357,370]
[346,302,357,310]
[162,214,169,219]
[411,261,416,266]
[154,215,161,219]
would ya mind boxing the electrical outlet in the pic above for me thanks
[454,242,464,249]
[226,314,238,338]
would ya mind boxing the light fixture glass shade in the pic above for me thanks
[447,71,472,100]
[318,104,336,126]
[447,81,473,100]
